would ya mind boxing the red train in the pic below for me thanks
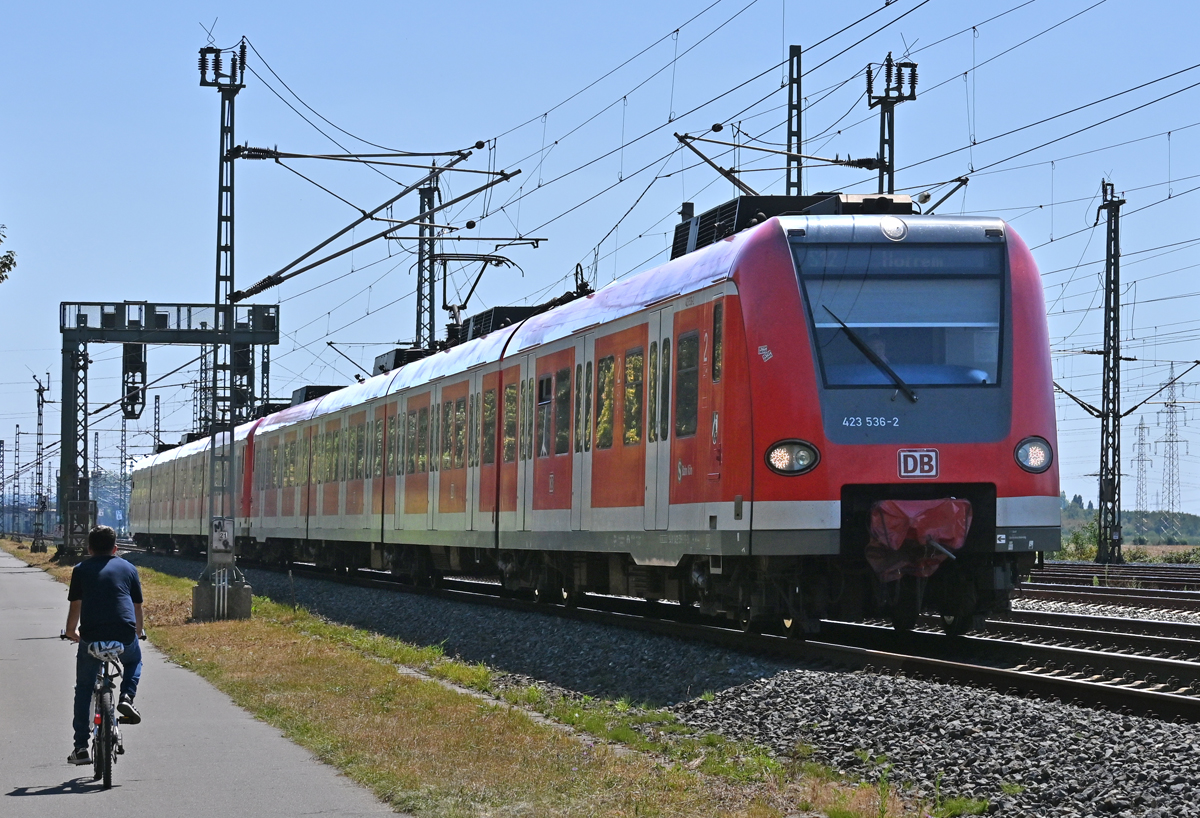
[131,193,1059,635]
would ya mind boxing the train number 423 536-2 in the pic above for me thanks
[842,416,900,427]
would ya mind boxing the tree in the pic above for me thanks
[0,225,14,284]
[1072,494,1084,508]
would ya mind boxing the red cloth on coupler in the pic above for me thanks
[865,498,973,582]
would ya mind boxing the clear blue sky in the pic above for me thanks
[3,1,1199,518]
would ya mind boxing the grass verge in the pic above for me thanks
[3,540,956,817]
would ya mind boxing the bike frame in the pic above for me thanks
[88,644,123,789]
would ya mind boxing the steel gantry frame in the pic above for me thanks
[32,375,50,553]
[866,52,918,195]
[58,302,279,559]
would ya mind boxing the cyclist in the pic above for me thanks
[64,526,145,765]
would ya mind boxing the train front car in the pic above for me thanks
[732,211,1058,635]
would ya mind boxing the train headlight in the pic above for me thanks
[765,440,820,475]
[1015,437,1053,473]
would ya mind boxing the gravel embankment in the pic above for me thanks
[133,553,1200,817]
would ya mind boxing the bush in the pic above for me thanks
[1050,516,1098,561]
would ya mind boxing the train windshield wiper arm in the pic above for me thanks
[823,306,918,403]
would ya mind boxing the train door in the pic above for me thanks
[468,370,484,532]
[302,422,315,540]
[518,355,534,532]
[591,324,649,528]
[427,384,440,532]
[644,306,674,530]
[532,347,575,529]
[669,302,707,530]
[435,380,470,532]
[705,295,727,525]
[402,392,432,530]
[392,395,407,532]
[571,335,594,530]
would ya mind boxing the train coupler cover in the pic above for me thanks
[866,498,973,582]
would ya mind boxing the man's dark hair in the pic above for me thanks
[88,525,118,554]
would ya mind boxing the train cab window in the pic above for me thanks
[574,364,584,453]
[554,367,572,455]
[595,355,615,449]
[624,348,644,445]
[536,375,553,458]
[660,339,672,441]
[712,301,724,383]
[647,341,659,443]
[483,389,498,464]
[417,408,429,473]
[584,361,592,451]
[454,397,467,469]
[796,243,1003,387]
[675,332,699,437]
[503,383,518,463]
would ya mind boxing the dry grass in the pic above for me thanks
[3,539,952,817]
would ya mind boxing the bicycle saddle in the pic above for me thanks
[88,641,125,661]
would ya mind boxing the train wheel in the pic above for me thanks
[891,575,921,632]
[738,607,759,634]
[939,613,972,636]
[782,616,806,640]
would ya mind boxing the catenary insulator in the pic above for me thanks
[910,68,918,90]
[866,66,874,97]
[199,53,208,75]
[239,41,247,78]
[213,52,222,75]
[230,55,238,79]
[885,54,893,86]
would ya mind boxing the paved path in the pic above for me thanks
[0,549,399,816]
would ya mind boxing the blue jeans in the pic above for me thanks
[73,639,142,749]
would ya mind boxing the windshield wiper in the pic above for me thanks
[823,306,918,403]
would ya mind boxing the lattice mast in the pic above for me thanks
[415,184,439,349]
[31,376,50,553]
[154,394,161,447]
[0,439,6,538]
[12,425,19,541]
[786,45,803,196]
[1095,181,1125,564]
[198,38,251,612]
[119,417,128,538]
[1155,364,1187,536]
[1131,417,1152,538]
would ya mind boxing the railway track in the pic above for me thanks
[123,544,1200,722]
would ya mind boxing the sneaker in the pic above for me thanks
[117,696,141,725]
[68,747,91,765]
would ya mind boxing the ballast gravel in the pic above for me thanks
[132,552,1200,817]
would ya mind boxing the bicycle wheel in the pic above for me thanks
[97,690,113,789]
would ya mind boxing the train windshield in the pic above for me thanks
[795,243,1003,388]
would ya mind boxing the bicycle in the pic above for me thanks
[62,634,126,789]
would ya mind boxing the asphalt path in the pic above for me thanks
[0,549,399,816]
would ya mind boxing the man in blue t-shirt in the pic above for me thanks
[64,526,145,766]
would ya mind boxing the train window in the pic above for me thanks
[503,383,518,463]
[595,355,615,449]
[518,380,528,461]
[373,419,383,478]
[624,348,644,445]
[712,301,724,383]
[386,413,397,477]
[555,367,571,455]
[357,423,367,479]
[584,361,592,451]
[536,375,553,458]
[660,339,671,441]
[676,332,699,438]
[333,428,343,482]
[483,389,498,465]
[796,243,1003,386]
[574,364,583,453]
[416,408,429,473]
[454,397,467,469]
[441,401,454,470]
[432,408,441,472]
[467,394,476,467]
[526,377,535,460]
[648,341,659,443]
[406,411,417,474]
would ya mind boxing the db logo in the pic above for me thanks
[898,449,939,478]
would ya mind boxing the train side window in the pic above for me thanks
[584,361,592,451]
[416,408,429,473]
[676,331,699,437]
[454,397,467,469]
[357,423,367,479]
[373,419,383,478]
[518,380,528,461]
[624,348,644,445]
[712,300,724,383]
[483,389,498,464]
[660,339,671,441]
[554,367,572,455]
[503,383,518,463]
[432,407,441,472]
[595,355,615,449]
[441,401,453,470]
[574,364,583,453]
[406,411,417,474]
[526,377,535,460]
[647,341,659,443]
[333,428,343,482]
[386,413,397,477]
[536,375,553,458]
